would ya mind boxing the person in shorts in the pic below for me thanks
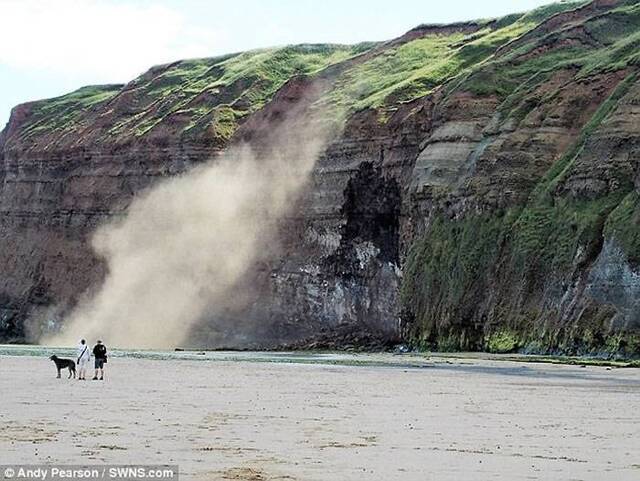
[92,340,107,381]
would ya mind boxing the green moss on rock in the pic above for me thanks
[604,192,640,265]
[486,329,521,353]
[401,212,516,346]
[402,62,639,357]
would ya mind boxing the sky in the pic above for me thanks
[0,0,559,129]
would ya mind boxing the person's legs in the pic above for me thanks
[93,359,104,380]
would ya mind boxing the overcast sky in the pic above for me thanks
[0,0,559,128]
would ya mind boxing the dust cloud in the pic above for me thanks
[44,107,335,348]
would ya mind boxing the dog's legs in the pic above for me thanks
[57,368,61,379]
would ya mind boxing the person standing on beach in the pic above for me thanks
[92,340,107,381]
[76,339,90,380]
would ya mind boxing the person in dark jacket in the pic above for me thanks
[92,340,107,381]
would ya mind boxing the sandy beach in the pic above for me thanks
[0,352,638,480]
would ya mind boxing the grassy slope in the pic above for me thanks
[18,85,123,139]
[113,44,375,140]
[8,1,588,145]
[320,2,587,117]
[13,44,372,145]
[458,1,640,100]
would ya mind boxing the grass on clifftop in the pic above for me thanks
[321,0,586,118]
[458,1,640,102]
[324,32,471,113]
[323,24,525,115]
[13,44,372,144]
[20,85,122,140]
[10,0,638,143]
[113,44,371,139]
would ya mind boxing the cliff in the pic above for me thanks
[1,0,639,356]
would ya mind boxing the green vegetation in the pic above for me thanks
[20,85,121,139]
[323,1,584,116]
[214,44,370,107]
[15,15,539,140]
[402,66,639,357]
[324,32,471,113]
[358,1,595,112]
[485,330,521,353]
[110,44,369,138]
[456,0,640,112]
[12,0,618,142]
[401,211,516,349]
[507,72,636,273]
[139,44,367,109]
[510,196,622,274]
[14,44,371,143]
[605,192,640,264]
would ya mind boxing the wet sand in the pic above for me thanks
[0,353,638,480]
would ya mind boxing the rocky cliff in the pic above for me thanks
[1,0,639,356]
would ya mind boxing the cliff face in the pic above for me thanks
[1,0,639,356]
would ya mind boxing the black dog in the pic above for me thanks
[49,355,76,379]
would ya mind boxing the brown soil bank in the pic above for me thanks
[1,0,640,356]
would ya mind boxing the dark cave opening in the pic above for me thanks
[328,162,401,276]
